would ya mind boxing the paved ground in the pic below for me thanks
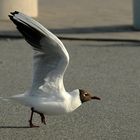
[0,40,139,140]
[0,0,140,140]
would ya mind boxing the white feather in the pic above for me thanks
[7,11,82,115]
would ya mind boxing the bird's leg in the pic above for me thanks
[29,107,39,128]
[33,110,46,125]
[40,113,46,125]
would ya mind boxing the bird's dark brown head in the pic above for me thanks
[79,89,101,103]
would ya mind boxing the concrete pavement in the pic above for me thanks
[0,40,139,140]
[0,0,140,140]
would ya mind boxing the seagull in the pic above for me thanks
[3,11,101,127]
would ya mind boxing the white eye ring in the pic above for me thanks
[84,93,88,96]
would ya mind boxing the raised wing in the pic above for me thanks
[9,11,69,96]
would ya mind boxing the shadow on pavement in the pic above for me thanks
[80,42,140,48]
[0,126,30,129]
[50,25,137,34]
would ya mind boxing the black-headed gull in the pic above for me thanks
[4,11,100,127]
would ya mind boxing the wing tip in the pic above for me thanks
[10,11,19,15]
[9,11,19,19]
[8,15,13,20]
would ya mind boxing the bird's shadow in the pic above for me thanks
[0,126,30,129]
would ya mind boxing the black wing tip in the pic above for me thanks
[8,11,19,20]
[9,11,20,21]
[8,14,18,25]
[8,15,13,20]
[10,11,19,15]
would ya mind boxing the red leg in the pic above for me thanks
[29,107,39,128]
[33,110,46,125]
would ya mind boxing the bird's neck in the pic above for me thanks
[69,89,82,112]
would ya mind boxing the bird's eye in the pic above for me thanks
[84,93,88,96]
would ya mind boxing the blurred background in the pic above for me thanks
[1,0,140,39]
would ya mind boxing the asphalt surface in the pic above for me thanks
[0,39,139,140]
[0,0,140,139]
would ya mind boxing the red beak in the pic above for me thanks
[91,96,101,100]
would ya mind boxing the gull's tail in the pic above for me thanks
[0,94,27,106]
[0,97,10,101]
